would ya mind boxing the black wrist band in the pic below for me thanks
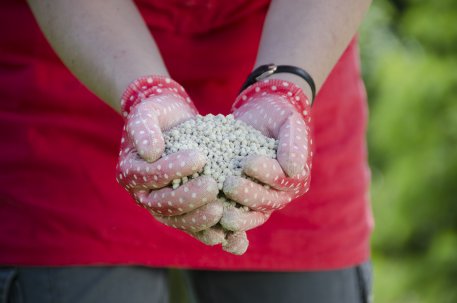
[239,64,316,104]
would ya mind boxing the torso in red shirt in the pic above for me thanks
[0,0,373,270]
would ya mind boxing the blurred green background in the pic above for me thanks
[170,1,457,302]
[360,0,457,302]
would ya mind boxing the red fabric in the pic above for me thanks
[0,0,373,270]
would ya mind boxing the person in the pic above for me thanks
[0,0,373,302]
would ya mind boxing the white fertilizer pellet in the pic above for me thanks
[162,114,278,254]
[163,114,278,189]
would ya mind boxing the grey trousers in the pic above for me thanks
[0,263,372,303]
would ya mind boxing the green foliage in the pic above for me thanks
[360,0,457,302]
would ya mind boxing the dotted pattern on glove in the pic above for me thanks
[226,79,313,212]
[120,75,198,119]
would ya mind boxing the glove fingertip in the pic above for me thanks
[222,232,249,255]
[186,149,207,169]
[220,206,245,231]
[283,163,304,178]
[222,176,243,196]
[242,154,262,173]
[137,139,164,163]
[193,226,226,246]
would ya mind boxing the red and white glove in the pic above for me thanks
[116,75,222,238]
[221,79,313,232]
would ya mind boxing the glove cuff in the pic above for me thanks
[233,79,312,125]
[120,75,197,119]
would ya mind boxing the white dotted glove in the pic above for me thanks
[220,79,313,232]
[116,76,222,239]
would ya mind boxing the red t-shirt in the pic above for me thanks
[0,0,373,270]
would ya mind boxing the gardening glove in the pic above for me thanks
[116,75,222,235]
[221,79,313,232]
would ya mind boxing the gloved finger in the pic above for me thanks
[117,150,206,190]
[128,95,195,162]
[220,205,271,232]
[222,231,249,255]
[242,155,286,189]
[152,199,223,232]
[190,225,226,246]
[243,155,310,194]
[190,227,250,255]
[276,112,310,177]
[126,103,163,162]
[223,176,293,212]
[134,175,218,216]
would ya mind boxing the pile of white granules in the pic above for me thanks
[163,115,278,255]
[163,114,278,190]
[162,114,279,253]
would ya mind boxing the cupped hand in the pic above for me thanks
[221,79,313,232]
[116,76,222,237]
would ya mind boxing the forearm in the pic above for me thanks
[255,0,372,98]
[27,0,168,113]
